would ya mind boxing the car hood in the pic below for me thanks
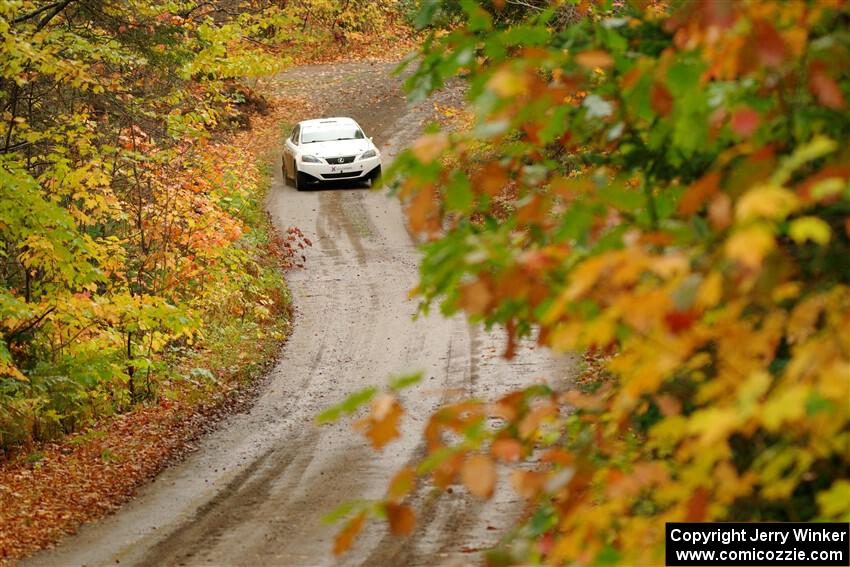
[300,139,373,158]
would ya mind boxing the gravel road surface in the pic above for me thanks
[26,61,575,567]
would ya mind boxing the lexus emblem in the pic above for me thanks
[337,158,344,163]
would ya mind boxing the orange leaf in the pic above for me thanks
[518,403,558,439]
[386,503,416,536]
[510,469,546,500]
[461,454,497,499]
[491,391,524,421]
[406,182,439,235]
[491,438,522,462]
[433,451,464,489]
[354,394,403,450]
[411,133,448,163]
[541,448,574,466]
[333,511,366,555]
[678,171,720,214]
[575,50,614,69]
[708,193,732,230]
[475,162,509,196]
[387,466,416,503]
[458,279,492,317]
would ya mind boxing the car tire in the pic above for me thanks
[295,171,310,191]
[370,165,382,185]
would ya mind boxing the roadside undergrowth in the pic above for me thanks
[0,99,312,564]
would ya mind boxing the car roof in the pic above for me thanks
[299,117,359,130]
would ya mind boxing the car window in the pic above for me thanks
[301,124,365,144]
[290,125,300,144]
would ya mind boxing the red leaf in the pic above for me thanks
[730,107,759,137]
[753,20,787,69]
[809,60,846,110]
[699,0,736,29]
[686,488,710,521]
[650,82,673,117]
[664,309,699,334]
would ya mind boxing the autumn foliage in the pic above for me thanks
[0,0,417,451]
[326,0,850,563]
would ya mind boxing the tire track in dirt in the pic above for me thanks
[26,61,576,567]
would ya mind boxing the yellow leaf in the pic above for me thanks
[761,385,808,431]
[789,216,831,245]
[817,480,850,519]
[735,184,799,222]
[687,407,740,445]
[487,67,526,97]
[725,224,775,269]
[461,454,497,499]
[696,271,723,308]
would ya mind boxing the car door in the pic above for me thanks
[284,125,300,177]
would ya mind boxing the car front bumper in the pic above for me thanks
[298,156,381,182]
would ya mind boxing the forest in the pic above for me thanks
[2,0,849,565]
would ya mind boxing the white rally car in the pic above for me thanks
[282,117,382,190]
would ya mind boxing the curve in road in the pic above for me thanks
[26,61,575,567]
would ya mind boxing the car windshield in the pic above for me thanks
[301,124,365,144]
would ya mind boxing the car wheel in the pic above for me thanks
[295,171,311,191]
[369,165,382,186]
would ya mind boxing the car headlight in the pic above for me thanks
[301,155,322,163]
[360,149,377,160]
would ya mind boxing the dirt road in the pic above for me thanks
[27,62,575,567]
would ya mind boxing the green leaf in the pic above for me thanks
[321,499,371,525]
[316,387,378,424]
[445,172,474,213]
[389,372,423,392]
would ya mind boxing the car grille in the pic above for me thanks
[322,172,362,179]
[324,155,356,164]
